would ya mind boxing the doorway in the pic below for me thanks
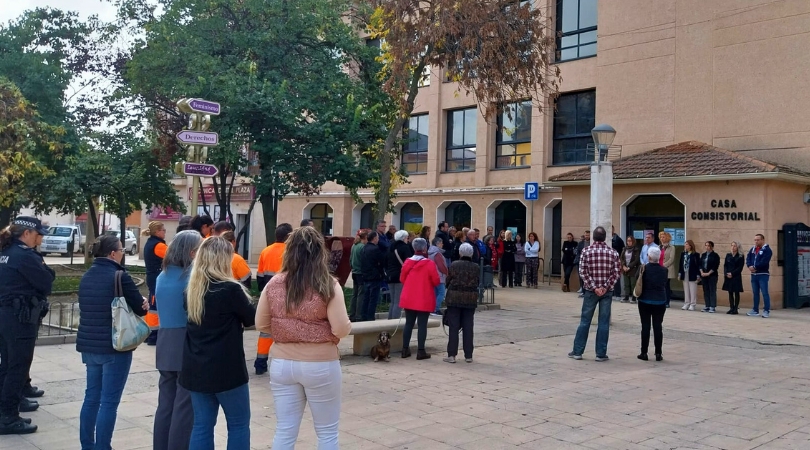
[551,202,562,276]
[494,201,527,237]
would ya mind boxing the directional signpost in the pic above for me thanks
[183,163,219,177]
[176,131,219,146]
[525,182,539,235]
[176,97,220,213]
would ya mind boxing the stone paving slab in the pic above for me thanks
[17,286,810,449]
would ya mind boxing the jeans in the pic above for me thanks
[189,383,250,450]
[563,264,574,287]
[572,290,612,358]
[445,307,475,359]
[387,283,403,320]
[751,274,771,312]
[702,275,718,308]
[153,370,193,450]
[434,284,446,313]
[270,359,342,450]
[362,281,381,321]
[403,310,430,351]
[348,274,364,320]
[0,308,37,420]
[80,352,133,450]
[638,302,666,355]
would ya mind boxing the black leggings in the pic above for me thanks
[638,302,666,355]
[402,310,430,351]
[728,291,740,309]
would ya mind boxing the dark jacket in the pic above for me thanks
[639,263,668,305]
[0,239,55,303]
[573,240,588,265]
[386,240,414,283]
[465,238,482,265]
[143,235,166,294]
[678,251,701,282]
[77,258,146,354]
[360,241,385,282]
[180,282,255,393]
[562,240,577,266]
[700,251,721,279]
[500,241,516,271]
[722,252,745,293]
[611,234,625,254]
[444,258,480,309]
[620,245,642,277]
[451,239,464,262]
[435,229,452,258]
[746,244,772,275]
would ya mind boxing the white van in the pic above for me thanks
[42,225,84,256]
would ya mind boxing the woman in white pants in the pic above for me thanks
[678,240,701,311]
[255,227,352,449]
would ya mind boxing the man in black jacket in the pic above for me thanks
[435,221,452,260]
[464,230,481,265]
[611,226,625,300]
[360,232,385,321]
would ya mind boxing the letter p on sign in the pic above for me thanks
[524,182,539,201]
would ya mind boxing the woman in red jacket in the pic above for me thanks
[399,238,440,360]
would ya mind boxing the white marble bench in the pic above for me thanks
[349,318,441,356]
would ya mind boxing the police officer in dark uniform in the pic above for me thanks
[0,217,54,435]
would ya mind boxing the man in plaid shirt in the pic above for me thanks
[569,226,620,361]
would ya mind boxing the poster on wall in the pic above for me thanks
[633,230,644,240]
[664,228,686,246]
[798,247,810,297]
[507,227,518,237]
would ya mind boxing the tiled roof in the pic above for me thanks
[548,141,810,183]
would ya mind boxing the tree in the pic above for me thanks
[0,78,63,225]
[363,0,560,220]
[118,0,388,244]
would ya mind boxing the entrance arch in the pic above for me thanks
[351,203,375,235]
[487,200,527,237]
[437,201,472,231]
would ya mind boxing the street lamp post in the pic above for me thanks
[590,124,617,236]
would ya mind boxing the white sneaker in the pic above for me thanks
[709,307,716,313]
[681,304,688,310]
[688,305,695,311]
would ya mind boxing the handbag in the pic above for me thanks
[111,270,150,352]
[633,265,645,298]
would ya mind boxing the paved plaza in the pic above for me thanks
[12,286,810,450]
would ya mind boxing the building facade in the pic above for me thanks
[147,1,810,307]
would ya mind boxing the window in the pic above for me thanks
[552,90,595,165]
[556,0,597,61]
[446,108,477,172]
[309,204,334,236]
[402,114,428,174]
[496,101,532,168]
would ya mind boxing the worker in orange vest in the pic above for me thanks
[254,223,293,375]
[221,231,252,289]
[142,222,167,345]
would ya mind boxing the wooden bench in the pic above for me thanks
[349,318,441,356]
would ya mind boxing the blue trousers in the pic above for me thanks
[572,290,612,358]
[80,352,133,450]
[189,383,251,450]
[751,274,771,312]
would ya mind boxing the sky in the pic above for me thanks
[0,0,118,25]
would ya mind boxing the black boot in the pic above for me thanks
[637,353,648,361]
[401,347,411,358]
[416,349,431,360]
[19,399,38,413]
[23,384,44,398]
[0,418,37,435]
[655,354,663,361]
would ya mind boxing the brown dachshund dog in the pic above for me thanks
[370,331,391,362]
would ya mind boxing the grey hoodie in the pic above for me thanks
[428,245,447,284]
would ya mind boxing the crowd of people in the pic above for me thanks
[568,226,773,363]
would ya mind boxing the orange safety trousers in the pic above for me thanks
[256,333,273,358]
[144,294,160,329]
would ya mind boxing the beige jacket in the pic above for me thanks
[660,244,677,279]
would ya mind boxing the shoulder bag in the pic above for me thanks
[633,265,645,298]
[111,270,150,351]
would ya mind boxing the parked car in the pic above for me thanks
[103,230,138,255]
[43,225,85,257]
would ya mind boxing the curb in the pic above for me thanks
[36,334,77,346]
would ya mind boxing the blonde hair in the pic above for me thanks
[281,227,335,313]
[141,221,165,237]
[505,230,513,241]
[186,236,247,325]
[659,231,672,243]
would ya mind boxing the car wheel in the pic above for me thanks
[130,245,137,256]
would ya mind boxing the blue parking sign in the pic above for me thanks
[524,182,539,201]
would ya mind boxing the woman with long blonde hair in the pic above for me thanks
[179,237,255,450]
[256,227,351,449]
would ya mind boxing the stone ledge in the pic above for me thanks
[36,334,77,346]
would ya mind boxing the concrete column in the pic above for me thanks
[590,162,613,234]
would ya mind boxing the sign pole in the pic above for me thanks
[177,99,218,217]
[530,201,534,234]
